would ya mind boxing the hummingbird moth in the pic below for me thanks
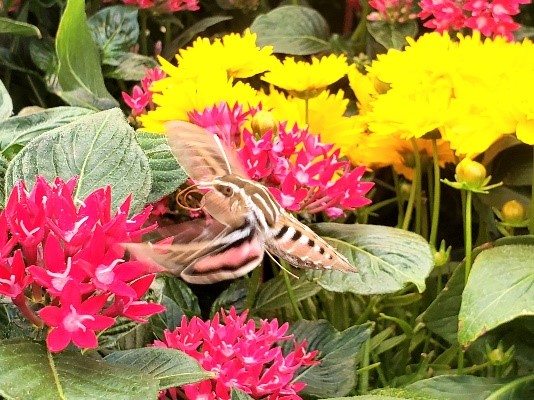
[127,121,357,284]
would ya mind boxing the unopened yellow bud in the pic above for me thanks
[501,200,526,224]
[456,158,486,189]
[251,111,278,136]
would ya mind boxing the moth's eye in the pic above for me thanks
[218,185,234,197]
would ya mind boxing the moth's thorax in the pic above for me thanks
[206,174,282,232]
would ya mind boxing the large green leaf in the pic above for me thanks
[104,53,158,81]
[423,263,465,344]
[250,5,330,55]
[0,79,12,121]
[5,108,151,213]
[210,279,249,316]
[104,347,213,389]
[162,276,201,318]
[135,130,187,203]
[0,340,158,399]
[0,17,41,38]
[458,243,534,347]
[162,15,233,60]
[0,106,94,159]
[87,5,139,67]
[287,320,372,398]
[406,375,534,400]
[29,38,60,93]
[367,21,418,50]
[56,0,117,109]
[254,274,321,312]
[306,224,434,295]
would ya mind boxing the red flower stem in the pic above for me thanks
[12,294,43,328]
[32,282,43,303]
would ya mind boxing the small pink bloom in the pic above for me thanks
[0,250,32,298]
[38,285,115,352]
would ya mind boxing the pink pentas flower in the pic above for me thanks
[0,176,164,352]
[368,0,417,23]
[117,0,199,12]
[189,102,251,148]
[123,67,166,118]
[153,307,318,400]
[418,0,530,39]
[38,284,116,352]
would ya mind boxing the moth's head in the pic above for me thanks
[201,175,249,228]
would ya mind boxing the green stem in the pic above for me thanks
[358,337,371,394]
[304,98,309,125]
[464,190,473,284]
[530,147,534,234]
[281,263,303,320]
[392,169,405,227]
[457,347,465,375]
[139,11,148,56]
[164,20,172,53]
[48,349,66,400]
[429,139,442,248]
[412,138,423,235]
[350,0,370,43]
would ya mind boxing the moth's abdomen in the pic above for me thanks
[266,214,357,273]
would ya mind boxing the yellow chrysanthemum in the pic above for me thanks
[349,31,534,155]
[259,87,355,154]
[261,54,349,99]
[158,29,277,83]
[140,69,259,132]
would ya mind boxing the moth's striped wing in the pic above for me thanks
[125,219,264,284]
[266,212,357,272]
[165,121,248,182]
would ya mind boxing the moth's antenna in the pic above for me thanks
[212,134,233,174]
[266,250,299,279]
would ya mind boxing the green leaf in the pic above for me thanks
[162,15,233,60]
[0,340,158,399]
[0,106,94,159]
[135,130,187,203]
[5,108,151,214]
[406,375,534,400]
[210,279,249,316]
[0,154,9,207]
[250,5,330,55]
[87,5,139,67]
[367,21,418,50]
[28,38,60,93]
[97,317,139,349]
[104,347,213,390]
[254,274,320,312]
[423,263,465,344]
[0,79,13,121]
[162,276,201,318]
[458,244,534,347]
[287,320,372,398]
[56,0,118,109]
[0,17,41,38]
[306,223,434,295]
[231,388,255,400]
[104,52,158,81]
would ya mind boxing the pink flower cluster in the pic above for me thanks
[122,67,166,118]
[0,177,165,352]
[110,0,199,13]
[154,308,318,400]
[418,0,530,40]
[368,0,417,23]
[191,102,374,218]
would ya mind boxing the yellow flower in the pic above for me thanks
[140,69,259,132]
[259,87,355,154]
[160,29,277,83]
[261,54,349,99]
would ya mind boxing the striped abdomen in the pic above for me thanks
[265,212,357,272]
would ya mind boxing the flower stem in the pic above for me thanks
[358,337,371,394]
[281,263,303,320]
[412,139,423,235]
[529,147,534,234]
[139,11,148,56]
[464,190,473,285]
[304,98,309,125]
[12,294,43,328]
[429,139,441,248]
[245,265,262,310]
